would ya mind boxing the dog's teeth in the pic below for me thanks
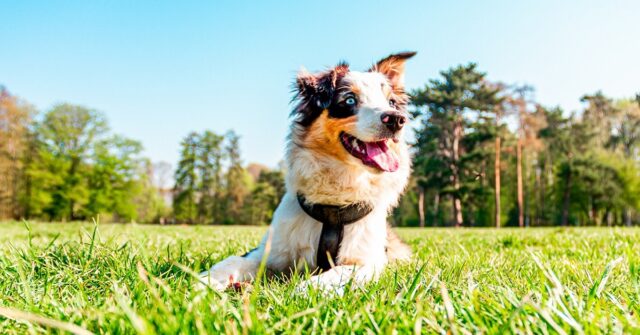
[352,139,358,147]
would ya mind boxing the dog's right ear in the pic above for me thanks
[370,51,416,90]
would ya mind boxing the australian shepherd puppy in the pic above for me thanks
[199,52,416,292]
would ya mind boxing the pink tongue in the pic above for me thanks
[363,141,399,172]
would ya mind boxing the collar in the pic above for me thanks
[296,193,373,225]
[297,193,374,271]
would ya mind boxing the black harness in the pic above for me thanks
[296,193,373,271]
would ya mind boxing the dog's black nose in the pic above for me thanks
[381,113,407,132]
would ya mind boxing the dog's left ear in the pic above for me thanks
[370,51,416,89]
[295,62,350,110]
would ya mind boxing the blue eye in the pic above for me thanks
[345,97,356,106]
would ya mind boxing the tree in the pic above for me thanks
[581,91,618,148]
[609,99,640,159]
[84,136,145,221]
[30,104,108,221]
[134,159,170,223]
[608,99,640,225]
[16,102,152,223]
[197,131,225,223]
[412,63,501,227]
[223,131,250,224]
[503,85,545,227]
[244,168,285,225]
[489,82,510,228]
[0,87,34,219]
[173,132,199,224]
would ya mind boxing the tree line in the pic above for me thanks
[2,61,639,226]
[171,130,285,225]
[0,86,284,224]
[395,64,640,227]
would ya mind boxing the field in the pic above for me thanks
[0,223,639,334]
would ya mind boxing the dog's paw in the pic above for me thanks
[295,278,345,296]
[195,272,228,291]
[295,269,355,296]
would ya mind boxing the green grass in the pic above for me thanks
[1,222,639,334]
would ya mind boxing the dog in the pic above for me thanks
[199,52,416,292]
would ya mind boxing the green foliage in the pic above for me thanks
[172,130,277,225]
[15,103,160,223]
[411,63,502,227]
[173,132,200,223]
[244,169,286,225]
[223,131,251,224]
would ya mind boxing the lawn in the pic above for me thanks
[0,222,639,334]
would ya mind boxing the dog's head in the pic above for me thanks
[291,52,416,173]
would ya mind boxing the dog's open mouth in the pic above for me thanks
[340,132,399,172]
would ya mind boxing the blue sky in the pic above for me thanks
[2,1,639,168]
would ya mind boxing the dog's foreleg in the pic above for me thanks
[197,247,263,291]
[297,264,380,295]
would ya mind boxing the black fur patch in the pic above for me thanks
[292,62,351,127]
[326,87,357,119]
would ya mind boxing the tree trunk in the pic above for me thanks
[536,167,546,225]
[69,157,79,221]
[603,209,611,227]
[452,120,464,227]
[495,136,501,228]
[516,139,524,228]
[418,186,425,228]
[590,197,599,226]
[561,166,572,226]
[453,196,463,228]
[624,208,632,226]
[433,193,440,227]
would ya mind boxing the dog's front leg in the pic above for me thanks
[197,247,263,291]
[296,264,380,295]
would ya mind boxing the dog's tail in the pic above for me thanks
[386,225,412,262]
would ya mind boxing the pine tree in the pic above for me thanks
[412,64,500,227]
[173,132,199,223]
[224,131,250,224]
[197,131,225,224]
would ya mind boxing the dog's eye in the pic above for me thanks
[389,99,397,108]
[345,97,357,106]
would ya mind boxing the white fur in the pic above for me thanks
[199,69,411,293]
[346,72,399,142]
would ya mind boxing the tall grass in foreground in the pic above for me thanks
[0,222,639,334]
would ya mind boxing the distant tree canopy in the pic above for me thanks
[1,61,639,227]
[172,130,283,225]
[1,98,167,222]
[0,87,34,219]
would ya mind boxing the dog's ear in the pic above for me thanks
[370,51,416,89]
[295,67,317,101]
[294,62,349,111]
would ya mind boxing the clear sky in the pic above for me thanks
[2,0,639,169]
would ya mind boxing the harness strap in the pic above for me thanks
[296,193,373,271]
